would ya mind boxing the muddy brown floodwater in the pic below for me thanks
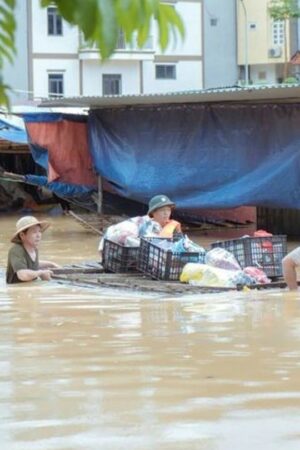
[0,214,300,450]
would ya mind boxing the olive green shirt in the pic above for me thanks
[6,243,39,284]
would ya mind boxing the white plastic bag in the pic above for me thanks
[205,247,241,271]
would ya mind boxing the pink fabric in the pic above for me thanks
[243,267,270,284]
[27,121,97,187]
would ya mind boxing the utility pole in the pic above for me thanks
[240,0,249,86]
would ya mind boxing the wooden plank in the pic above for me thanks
[52,272,236,294]
[50,261,294,294]
[52,271,297,294]
[52,267,103,275]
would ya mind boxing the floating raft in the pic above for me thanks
[52,272,233,294]
[52,261,103,275]
[52,263,290,294]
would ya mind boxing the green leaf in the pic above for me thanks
[94,0,118,59]
[2,0,15,8]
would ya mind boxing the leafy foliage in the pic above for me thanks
[0,0,16,107]
[41,0,185,59]
[283,76,298,83]
[269,0,300,20]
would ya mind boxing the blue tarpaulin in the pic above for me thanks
[88,103,300,209]
[24,175,95,197]
[0,117,27,144]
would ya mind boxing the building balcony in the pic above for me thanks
[79,33,155,61]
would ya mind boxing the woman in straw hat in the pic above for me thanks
[6,216,59,284]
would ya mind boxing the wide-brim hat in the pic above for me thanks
[148,195,175,216]
[11,216,50,243]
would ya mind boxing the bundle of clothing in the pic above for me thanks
[98,215,181,253]
[180,247,270,288]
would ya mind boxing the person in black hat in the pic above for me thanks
[98,194,182,260]
[147,194,181,238]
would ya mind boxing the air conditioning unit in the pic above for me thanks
[268,47,282,58]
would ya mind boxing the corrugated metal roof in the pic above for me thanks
[39,84,300,109]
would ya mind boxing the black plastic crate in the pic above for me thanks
[137,237,205,281]
[211,235,287,278]
[103,238,139,273]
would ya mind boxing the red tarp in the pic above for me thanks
[26,120,97,187]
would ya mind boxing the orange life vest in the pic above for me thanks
[159,220,181,238]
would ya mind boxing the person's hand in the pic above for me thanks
[49,262,60,269]
[38,269,53,281]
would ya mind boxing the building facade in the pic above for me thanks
[237,0,299,85]
[203,0,238,88]
[5,0,205,103]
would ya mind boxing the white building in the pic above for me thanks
[7,0,203,103]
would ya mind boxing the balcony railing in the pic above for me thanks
[79,32,153,52]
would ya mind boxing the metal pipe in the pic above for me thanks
[97,175,103,214]
[240,0,249,86]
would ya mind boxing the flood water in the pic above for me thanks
[0,214,300,450]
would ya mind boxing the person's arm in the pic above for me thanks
[39,260,60,269]
[8,246,52,283]
[175,221,182,232]
[282,255,298,290]
[282,247,300,290]
[98,237,104,261]
[17,268,53,282]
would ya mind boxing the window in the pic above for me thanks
[272,20,284,45]
[210,17,218,26]
[48,73,64,98]
[258,71,266,80]
[47,7,63,35]
[103,74,122,95]
[249,22,257,30]
[155,65,176,79]
[116,30,126,49]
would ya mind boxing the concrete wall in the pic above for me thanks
[250,64,277,84]
[82,60,140,96]
[203,0,238,88]
[2,1,29,103]
[155,1,202,56]
[33,59,80,99]
[31,0,79,54]
[143,60,203,93]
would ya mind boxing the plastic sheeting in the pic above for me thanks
[24,113,97,187]
[25,174,95,197]
[0,117,27,144]
[88,103,300,209]
[24,174,96,211]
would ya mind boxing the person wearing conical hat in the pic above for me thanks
[6,216,59,284]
